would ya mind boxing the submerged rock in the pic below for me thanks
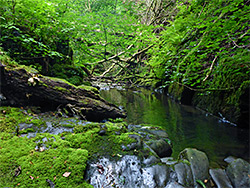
[226,158,250,188]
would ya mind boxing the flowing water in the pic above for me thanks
[100,87,250,167]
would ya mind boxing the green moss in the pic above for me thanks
[69,121,138,158]
[0,49,18,68]
[108,118,125,123]
[14,65,39,74]
[19,128,35,134]
[0,108,157,187]
[61,123,75,128]
[0,107,45,134]
[44,76,76,88]
[0,133,91,187]
[38,80,49,87]
[77,85,99,94]
[54,86,70,93]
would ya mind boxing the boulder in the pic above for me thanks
[209,169,233,188]
[127,125,173,158]
[178,148,209,186]
[174,162,194,187]
[146,139,172,158]
[226,158,250,188]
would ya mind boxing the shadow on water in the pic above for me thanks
[100,87,250,167]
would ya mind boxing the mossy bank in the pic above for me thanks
[0,106,164,187]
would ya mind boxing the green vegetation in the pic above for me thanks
[0,0,249,185]
[0,107,45,133]
[0,107,142,187]
[1,1,248,118]
[0,132,91,187]
[146,0,250,121]
[0,0,151,84]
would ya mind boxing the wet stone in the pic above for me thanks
[146,139,172,158]
[226,158,250,188]
[144,129,169,138]
[143,155,160,165]
[166,181,185,188]
[178,148,209,185]
[161,157,178,165]
[209,169,233,188]
[85,155,173,188]
[224,156,237,164]
[174,162,194,187]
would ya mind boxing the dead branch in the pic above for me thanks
[100,62,116,77]
[93,44,133,65]
[203,55,218,82]
[125,44,154,63]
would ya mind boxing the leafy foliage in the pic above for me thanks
[146,0,250,118]
[149,0,250,88]
[0,0,152,82]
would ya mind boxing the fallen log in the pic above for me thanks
[0,64,126,121]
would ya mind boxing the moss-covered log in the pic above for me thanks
[1,65,126,121]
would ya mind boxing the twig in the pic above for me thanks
[125,44,154,62]
[227,33,250,48]
[93,44,133,64]
[203,55,218,82]
[198,2,206,18]
[100,62,116,77]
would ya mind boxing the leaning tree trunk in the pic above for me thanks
[0,65,126,121]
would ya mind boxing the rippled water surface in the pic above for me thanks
[101,87,249,167]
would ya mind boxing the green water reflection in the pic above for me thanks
[101,88,249,167]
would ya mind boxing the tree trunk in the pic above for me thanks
[1,65,126,121]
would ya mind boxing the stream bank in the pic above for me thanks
[167,83,249,129]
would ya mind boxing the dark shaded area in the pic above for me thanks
[180,87,195,105]
[238,88,250,128]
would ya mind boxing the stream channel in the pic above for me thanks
[100,86,250,167]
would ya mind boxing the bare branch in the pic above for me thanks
[203,55,218,82]
[125,44,154,62]
[93,44,133,64]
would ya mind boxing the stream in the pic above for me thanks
[100,87,249,167]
